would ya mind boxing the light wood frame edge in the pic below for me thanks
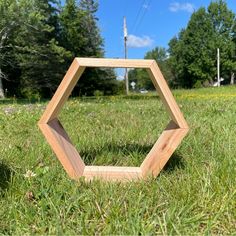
[38,58,189,182]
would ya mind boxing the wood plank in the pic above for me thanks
[76,58,154,68]
[83,166,142,181]
[147,62,189,129]
[38,58,189,182]
[39,59,85,123]
[38,119,85,179]
[140,121,189,178]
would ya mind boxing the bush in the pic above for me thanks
[21,88,41,102]
[193,80,203,89]
[93,90,104,97]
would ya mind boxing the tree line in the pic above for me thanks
[1,0,236,99]
[129,0,236,90]
[0,0,121,99]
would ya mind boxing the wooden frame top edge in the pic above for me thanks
[75,58,154,68]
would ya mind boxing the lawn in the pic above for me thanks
[0,86,236,234]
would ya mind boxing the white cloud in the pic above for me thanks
[169,2,195,13]
[127,34,154,48]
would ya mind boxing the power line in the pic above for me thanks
[130,0,147,34]
[132,0,152,34]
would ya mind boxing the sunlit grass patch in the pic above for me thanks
[0,86,236,234]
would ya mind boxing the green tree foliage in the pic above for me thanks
[144,47,175,86]
[169,0,236,88]
[60,0,103,57]
[0,0,21,97]
[128,47,173,90]
[0,0,118,98]
[15,0,72,97]
[60,0,116,96]
[128,68,152,90]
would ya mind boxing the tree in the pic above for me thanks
[208,0,236,84]
[0,0,21,98]
[129,47,172,90]
[168,32,187,87]
[168,0,236,88]
[128,68,152,90]
[169,8,216,87]
[14,0,71,97]
[231,19,236,84]
[144,47,174,86]
[60,0,117,96]
[0,0,118,98]
[60,0,104,59]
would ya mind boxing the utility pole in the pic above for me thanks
[217,48,220,87]
[123,16,129,95]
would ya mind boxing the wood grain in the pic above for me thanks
[38,119,85,179]
[39,59,85,123]
[84,166,142,181]
[141,121,189,178]
[76,58,154,68]
[38,58,189,182]
[147,62,189,129]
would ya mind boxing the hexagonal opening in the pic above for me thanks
[59,79,169,167]
[38,58,189,181]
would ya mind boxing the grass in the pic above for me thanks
[0,86,236,234]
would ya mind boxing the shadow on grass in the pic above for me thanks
[0,162,12,194]
[164,152,185,172]
[80,143,185,173]
[80,143,153,165]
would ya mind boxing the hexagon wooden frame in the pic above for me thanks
[38,58,189,181]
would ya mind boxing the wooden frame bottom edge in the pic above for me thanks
[82,166,142,181]
[38,120,189,182]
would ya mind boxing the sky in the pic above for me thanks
[95,0,236,60]
[61,0,236,79]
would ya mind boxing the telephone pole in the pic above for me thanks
[123,16,129,95]
[217,48,220,87]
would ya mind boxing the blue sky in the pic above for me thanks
[95,0,236,60]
